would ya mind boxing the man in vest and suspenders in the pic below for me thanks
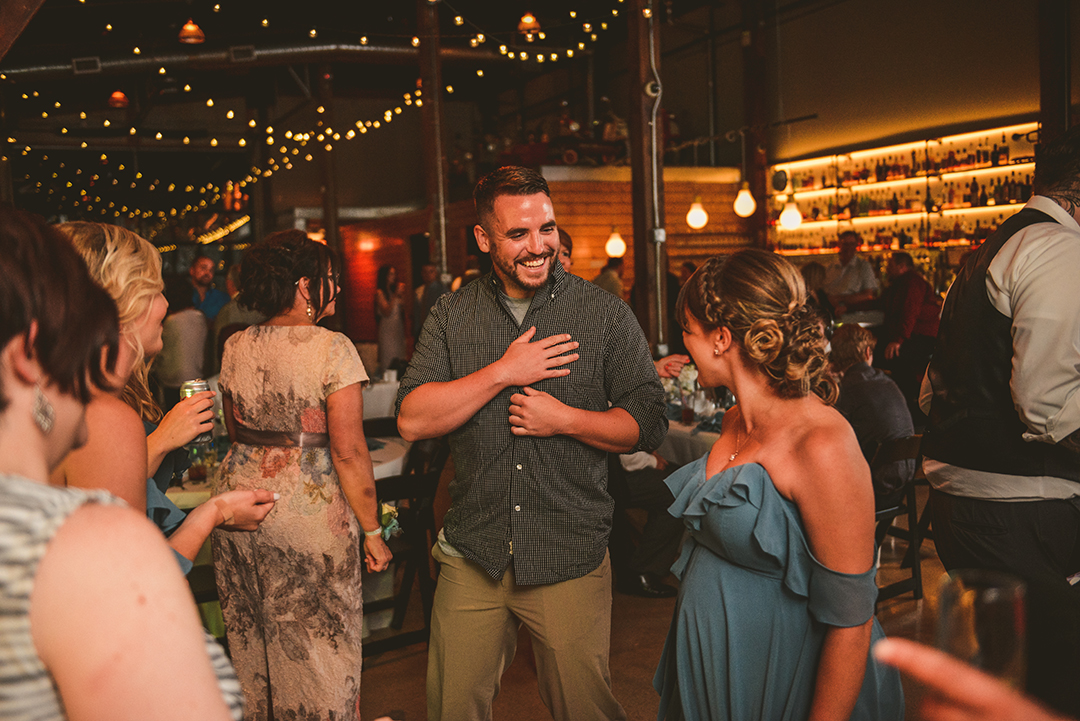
[923,125,1080,717]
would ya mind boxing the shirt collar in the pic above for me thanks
[483,258,567,310]
[1027,195,1080,234]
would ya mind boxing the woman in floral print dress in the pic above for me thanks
[213,230,391,721]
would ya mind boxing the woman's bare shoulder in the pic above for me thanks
[764,398,867,494]
[86,393,144,430]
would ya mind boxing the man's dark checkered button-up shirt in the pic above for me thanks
[396,262,668,585]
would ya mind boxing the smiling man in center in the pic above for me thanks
[397,166,667,721]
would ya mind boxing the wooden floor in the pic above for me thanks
[359,484,945,721]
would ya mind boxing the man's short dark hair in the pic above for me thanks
[473,166,550,230]
[606,256,624,270]
[890,251,914,269]
[1034,125,1080,197]
[838,230,861,246]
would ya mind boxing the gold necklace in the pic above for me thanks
[728,422,753,462]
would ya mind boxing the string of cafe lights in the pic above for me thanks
[5,86,422,231]
[3,1,630,233]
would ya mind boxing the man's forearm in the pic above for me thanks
[398,363,508,441]
[562,406,640,453]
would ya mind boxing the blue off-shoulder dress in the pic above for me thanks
[654,457,904,721]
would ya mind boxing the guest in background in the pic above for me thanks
[611,355,691,599]
[212,262,265,374]
[557,228,574,273]
[189,255,229,323]
[594,255,625,298]
[801,261,837,339]
[215,229,391,720]
[0,209,243,720]
[451,254,483,291]
[922,125,1080,716]
[654,250,902,721]
[830,324,914,510]
[55,222,275,577]
[155,275,208,412]
[414,262,449,340]
[880,251,940,414]
[678,260,697,286]
[825,231,880,322]
[375,263,407,374]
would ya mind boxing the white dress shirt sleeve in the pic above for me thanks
[986,199,1080,443]
[619,450,658,472]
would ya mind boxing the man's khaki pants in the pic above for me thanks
[426,545,627,721]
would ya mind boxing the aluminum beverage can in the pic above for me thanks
[179,378,213,446]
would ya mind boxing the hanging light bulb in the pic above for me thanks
[605,229,626,258]
[178,18,205,44]
[733,183,757,218]
[779,200,803,230]
[518,12,540,33]
[108,90,129,108]
[685,197,708,230]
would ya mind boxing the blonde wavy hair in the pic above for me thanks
[677,249,837,403]
[58,222,165,422]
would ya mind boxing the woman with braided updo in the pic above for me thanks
[653,249,903,721]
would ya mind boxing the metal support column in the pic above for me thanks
[418,0,449,280]
[1039,0,1071,143]
[740,0,768,247]
[627,0,666,353]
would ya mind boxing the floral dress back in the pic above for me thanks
[213,325,368,721]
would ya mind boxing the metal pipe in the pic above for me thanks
[1,43,503,82]
[647,9,666,351]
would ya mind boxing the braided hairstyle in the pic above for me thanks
[677,249,837,403]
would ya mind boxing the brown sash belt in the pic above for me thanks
[233,426,330,448]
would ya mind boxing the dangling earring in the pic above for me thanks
[32,384,54,434]
[306,299,314,322]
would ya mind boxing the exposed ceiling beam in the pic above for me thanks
[0,0,46,63]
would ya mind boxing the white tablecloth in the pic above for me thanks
[658,421,721,467]
[363,380,400,420]
[370,436,411,479]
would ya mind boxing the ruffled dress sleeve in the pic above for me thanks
[665,457,877,628]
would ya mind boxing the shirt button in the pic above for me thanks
[516,464,522,470]
[515,505,521,511]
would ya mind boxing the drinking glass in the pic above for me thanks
[936,568,1026,689]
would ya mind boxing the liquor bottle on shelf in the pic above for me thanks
[991,144,1000,167]
[999,134,1010,165]
[978,184,988,207]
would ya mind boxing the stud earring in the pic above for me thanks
[713,347,721,356]
[32,384,54,434]
[306,300,314,322]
